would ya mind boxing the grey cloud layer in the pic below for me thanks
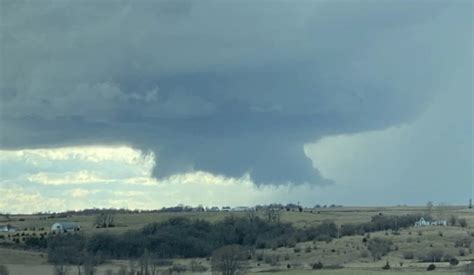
[1,0,471,185]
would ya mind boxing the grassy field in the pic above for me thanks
[1,206,473,274]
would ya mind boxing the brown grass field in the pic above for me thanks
[1,206,473,274]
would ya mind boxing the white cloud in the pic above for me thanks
[0,145,331,212]
[70,188,99,198]
[0,186,66,214]
[0,146,155,166]
[27,170,113,185]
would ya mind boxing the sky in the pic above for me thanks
[0,0,472,213]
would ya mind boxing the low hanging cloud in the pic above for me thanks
[0,146,337,213]
[0,0,471,185]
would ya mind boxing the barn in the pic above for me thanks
[51,222,81,233]
[0,224,18,232]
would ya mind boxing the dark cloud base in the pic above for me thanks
[0,0,471,185]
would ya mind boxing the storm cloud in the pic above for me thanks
[1,0,471,185]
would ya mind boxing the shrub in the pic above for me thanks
[211,245,249,275]
[293,247,301,253]
[154,259,173,266]
[382,260,390,270]
[423,249,444,262]
[403,251,415,260]
[169,264,187,273]
[449,257,459,266]
[367,238,392,261]
[427,264,436,271]
[455,237,472,248]
[443,254,455,262]
[305,246,312,253]
[360,250,369,258]
[312,261,323,270]
[264,254,280,266]
[459,248,466,257]
[449,215,457,226]
[459,218,468,228]
[190,260,208,272]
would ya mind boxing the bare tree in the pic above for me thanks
[94,212,115,228]
[211,245,249,275]
[425,201,434,218]
[53,263,69,275]
[436,203,448,221]
[139,249,155,275]
[449,215,458,226]
[265,206,281,223]
[82,254,97,275]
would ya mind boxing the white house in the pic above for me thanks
[0,224,17,232]
[51,222,81,233]
[414,217,447,227]
[415,217,431,227]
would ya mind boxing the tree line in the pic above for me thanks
[38,213,426,266]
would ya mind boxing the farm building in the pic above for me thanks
[51,222,81,233]
[0,224,18,232]
[414,217,447,227]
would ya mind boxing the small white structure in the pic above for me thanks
[221,206,231,212]
[0,224,17,232]
[415,217,430,227]
[415,217,447,227]
[51,222,80,233]
[431,220,447,226]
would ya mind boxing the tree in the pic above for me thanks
[449,215,458,226]
[435,203,447,221]
[94,212,115,228]
[82,254,97,275]
[48,234,85,274]
[450,258,459,266]
[53,264,69,275]
[264,206,281,223]
[211,245,249,275]
[426,201,434,217]
[367,238,392,261]
[459,218,468,228]
[138,249,161,275]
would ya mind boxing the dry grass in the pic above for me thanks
[0,206,473,274]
